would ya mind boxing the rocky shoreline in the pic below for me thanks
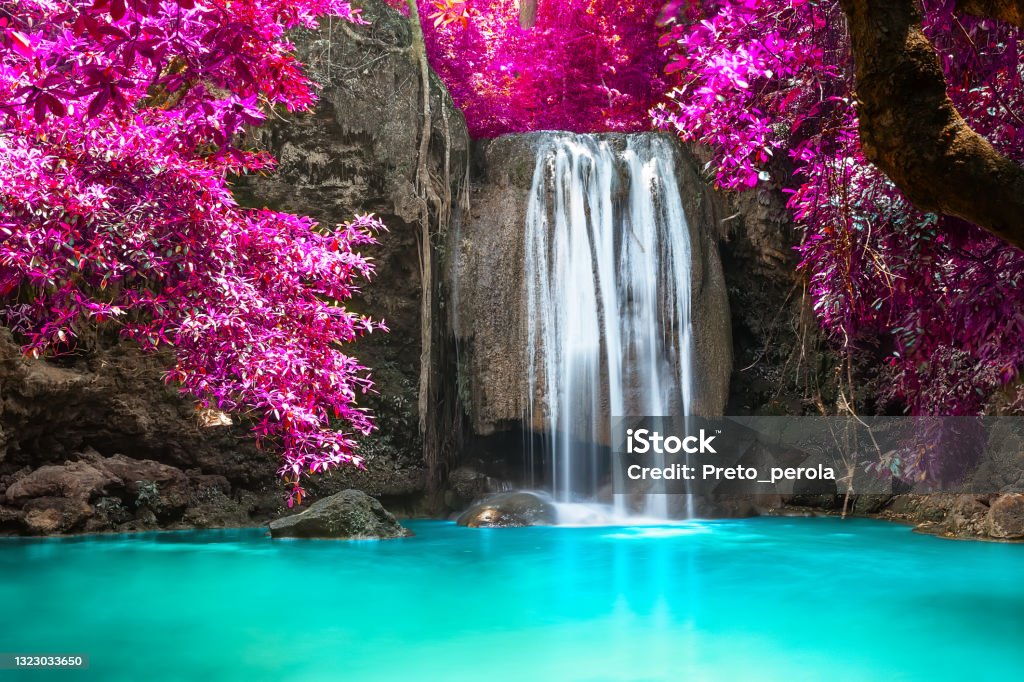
[731,492,1024,542]
[4,459,1022,542]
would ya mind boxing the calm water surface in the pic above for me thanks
[1,518,1022,681]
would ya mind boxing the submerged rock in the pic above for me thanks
[268,489,411,540]
[456,491,557,528]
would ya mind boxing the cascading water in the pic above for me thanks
[523,134,697,519]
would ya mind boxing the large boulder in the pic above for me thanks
[22,497,93,535]
[268,489,412,540]
[4,460,119,504]
[456,491,558,528]
[988,493,1024,540]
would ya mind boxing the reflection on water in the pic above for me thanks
[1,517,1023,681]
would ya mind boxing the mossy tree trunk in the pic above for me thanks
[839,0,1024,247]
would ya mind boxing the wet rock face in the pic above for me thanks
[268,489,412,540]
[0,330,273,484]
[450,133,733,439]
[456,491,557,528]
[443,466,505,511]
[689,144,841,418]
[233,0,470,503]
[0,327,282,535]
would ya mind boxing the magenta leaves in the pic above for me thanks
[0,0,384,503]
[390,0,670,137]
[658,0,1024,421]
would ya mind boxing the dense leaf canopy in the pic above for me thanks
[0,0,384,502]
[392,0,670,136]
[656,0,1024,422]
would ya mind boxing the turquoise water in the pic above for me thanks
[1,518,1022,681]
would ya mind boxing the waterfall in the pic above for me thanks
[523,134,696,518]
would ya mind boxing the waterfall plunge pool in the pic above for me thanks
[2,517,1023,681]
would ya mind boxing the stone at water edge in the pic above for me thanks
[988,493,1024,540]
[268,489,412,540]
[456,491,557,528]
[444,466,506,510]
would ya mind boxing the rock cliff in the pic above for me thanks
[233,0,471,509]
[0,330,279,534]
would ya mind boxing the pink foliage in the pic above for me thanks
[0,0,385,503]
[658,0,1024,421]
[397,0,670,137]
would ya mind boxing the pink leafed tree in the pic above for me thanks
[391,0,671,137]
[404,0,1024,426]
[0,0,386,505]
[656,0,1024,429]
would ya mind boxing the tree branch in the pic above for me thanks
[519,0,537,28]
[839,0,1024,249]
[956,0,1024,28]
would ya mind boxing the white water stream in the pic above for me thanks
[523,134,697,519]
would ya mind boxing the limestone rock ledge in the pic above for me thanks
[2,447,254,536]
